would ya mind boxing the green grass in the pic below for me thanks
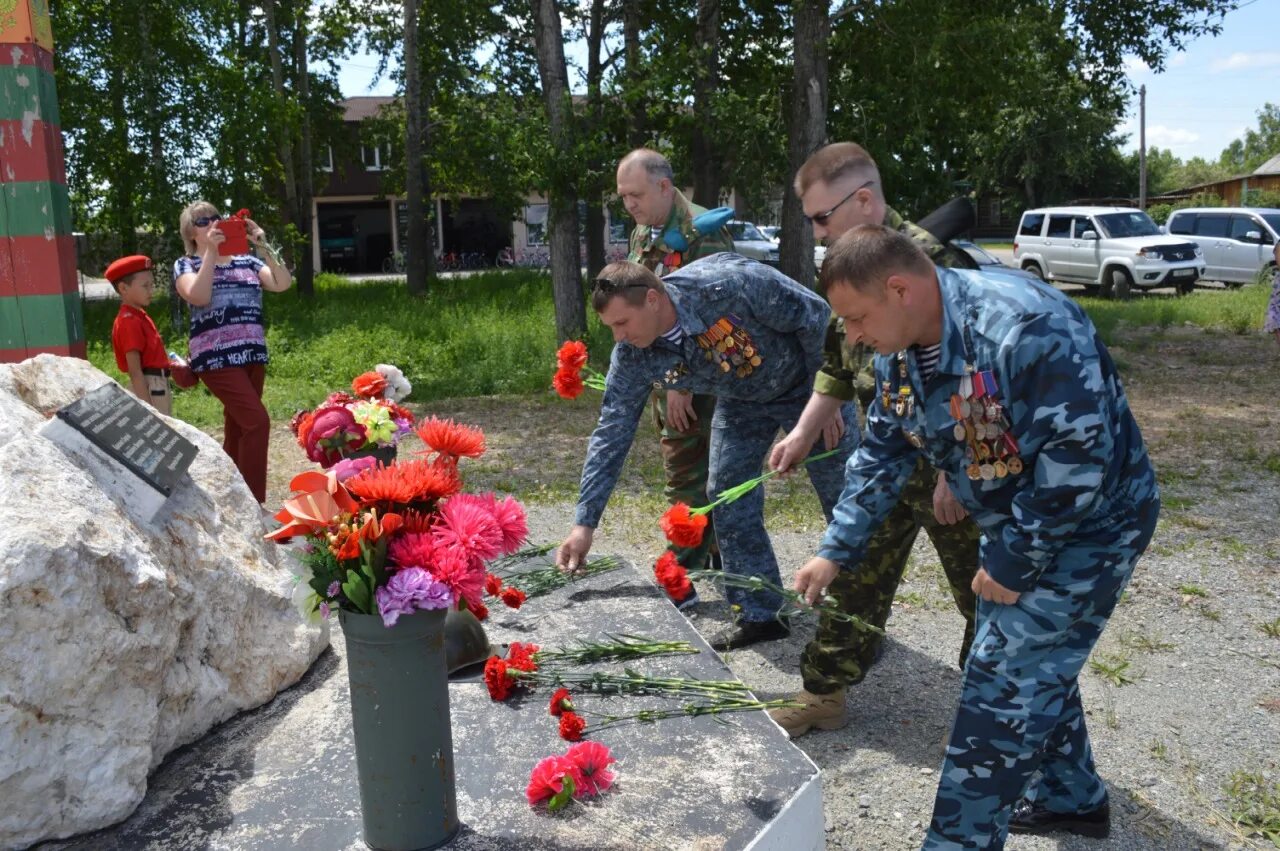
[1089,652,1136,687]
[1078,282,1270,344]
[1261,618,1280,639]
[82,271,613,428]
[1178,583,1209,598]
[1223,771,1280,847]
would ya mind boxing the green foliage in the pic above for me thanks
[1088,652,1136,687]
[1223,771,1280,847]
[1147,192,1226,225]
[1077,282,1269,343]
[82,271,614,428]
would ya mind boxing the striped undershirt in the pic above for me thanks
[914,342,942,383]
[659,324,685,346]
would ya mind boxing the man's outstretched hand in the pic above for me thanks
[555,525,595,574]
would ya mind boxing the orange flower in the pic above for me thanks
[332,528,362,561]
[659,502,707,549]
[357,509,405,541]
[352,371,388,399]
[265,470,359,541]
[399,508,436,534]
[417,416,486,459]
[557,340,589,370]
[345,458,462,508]
[553,367,584,400]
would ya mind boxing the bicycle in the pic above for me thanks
[381,250,406,274]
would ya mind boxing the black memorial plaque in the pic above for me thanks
[55,383,198,497]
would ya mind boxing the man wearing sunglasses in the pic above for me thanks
[765,142,982,738]
[555,254,857,651]
[616,149,735,606]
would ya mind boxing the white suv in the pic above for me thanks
[1164,208,1279,286]
[1013,206,1204,298]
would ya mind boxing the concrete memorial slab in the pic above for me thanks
[0,355,327,850]
[34,553,823,851]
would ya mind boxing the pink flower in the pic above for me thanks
[565,741,616,797]
[489,494,529,555]
[305,405,368,467]
[432,494,503,564]
[332,455,379,482]
[432,547,486,611]
[525,755,584,806]
[388,531,437,570]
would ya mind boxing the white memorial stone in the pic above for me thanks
[0,355,327,850]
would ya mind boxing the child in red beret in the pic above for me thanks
[108,255,174,415]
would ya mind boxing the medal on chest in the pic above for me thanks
[950,366,1024,481]
[696,314,762,378]
[884,354,924,447]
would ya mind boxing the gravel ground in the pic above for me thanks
[255,324,1279,851]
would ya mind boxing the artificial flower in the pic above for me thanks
[565,741,616,797]
[326,581,341,598]
[417,416,486,460]
[489,494,529,555]
[525,755,583,807]
[291,562,323,624]
[352,371,388,400]
[548,688,573,717]
[332,529,362,561]
[358,509,403,542]
[324,390,356,407]
[484,656,515,701]
[346,458,462,507]
[398,508,436,534]
[432,547,486,611]
[432,495,504,564]
[659,502,708,548]
[266,470,359,541]
[552,366,584,400]
[351,400,398,446]
[558,711,586,742]
[500,587,527,610]
[331,454,378,483]
[485,573,503,597]
[556,340,589,370]
[288,408,311,436]
[388,531,437,570]
[375,363,412,401]
[306,405,368,467]
[375,567,453,627]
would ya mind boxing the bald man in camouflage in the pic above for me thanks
[617,149,734,605]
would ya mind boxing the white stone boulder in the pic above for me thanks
[0,355,327,850]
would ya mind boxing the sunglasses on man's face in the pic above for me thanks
[193,214,223,228]
[807,179,875,226]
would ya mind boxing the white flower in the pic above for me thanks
[375,363,412,401]
[290,563,324,625]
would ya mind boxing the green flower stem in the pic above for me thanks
[579,697,803,731]
[535,634,699,666]
[495,554,624,599]
[489,543,557,572]
[690,448,841,516]
[512,667,754,700]
[684,569,886,634]
[583,367,607,391]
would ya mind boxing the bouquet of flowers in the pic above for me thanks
[289,364,416,469]
[552,341,606,399]
[269,416,529,628]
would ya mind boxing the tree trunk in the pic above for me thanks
[293,0,316,297]
[531,0,585,342]
[264,0,298,267]
[779,1,829,285]
[622,0,646,149]
[690,0,721,208]
[404,0,429,296]
[584,0,606,277]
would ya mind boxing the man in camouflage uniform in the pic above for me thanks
[795,225,1160,848]
[617,149,734,598]
[767,142,981,737]
[555,254,857,651]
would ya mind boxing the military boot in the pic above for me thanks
[768,689,847,738]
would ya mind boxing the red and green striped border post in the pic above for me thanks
[0,5,86,362]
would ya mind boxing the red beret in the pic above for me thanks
[105,255,153,284]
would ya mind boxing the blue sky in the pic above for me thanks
[337,1,1279,165]
[1117,0,1279,161]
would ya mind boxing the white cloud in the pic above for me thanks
[1144,125,1201,149]
[1123,56,1151,75]
[1210,52,1280,72]
[1169,54,1187,68]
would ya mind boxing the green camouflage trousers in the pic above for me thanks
[801,455,980,694]
[652,389,718,571]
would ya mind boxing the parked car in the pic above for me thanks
[758,225,781,243]
[952,240,1042,283]
[727,220,780,266]
[1012,206,1204,298]
[1164,207,1279,287]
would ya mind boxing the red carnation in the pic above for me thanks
[484,656,515,701]
[500,587,527,610]
[549,688,574,717]
[553,366,585,400]
[660,502,708,548]
[556,340,589,370]
[654,551,693,601]
[507,642,540,673]
[485,573,503,597]
[558,711,586,742]
[470,600,490,621]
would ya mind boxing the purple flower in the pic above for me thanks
[326,581,341,598]
[375,567,454,627]
[332,455,379,482]
[319,601,332,620]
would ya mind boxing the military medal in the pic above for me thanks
[951,360,1025,482]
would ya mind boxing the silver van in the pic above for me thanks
[1164,208,1279,286]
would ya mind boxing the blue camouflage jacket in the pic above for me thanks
[817,266,1158,592]
[575,253,830,528]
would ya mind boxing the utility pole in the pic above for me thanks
[1138,85,1147,210]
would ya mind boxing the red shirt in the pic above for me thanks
[111,304,168,372]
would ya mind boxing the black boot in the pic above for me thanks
[1009,798,1110,839]
[708,619,790,652]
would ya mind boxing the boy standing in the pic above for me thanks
[108,255,172,415]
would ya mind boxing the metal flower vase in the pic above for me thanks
[347,443,398,466]
[339,608,458,851]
